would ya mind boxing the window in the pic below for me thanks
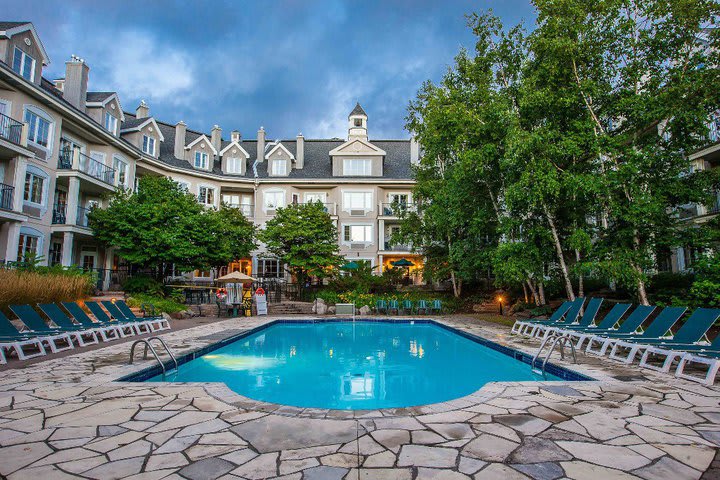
[198,186,215,206]
[343,191,372,211]
[24,171,45,204]
[257,258,282,278]
[49,241,62,266]
[142,135,156,156]
[12,47,35,81]
[354,118,363,127]
[222,194,241,206]
[194,151,209,169]
[226,157,243,174]
[17,233,40,262]
[104,112,118,135]
[264,190,285,210]
[113,155,128,188]
[271,158,287,175]
[176,181,190,192]
[343,159,372,176]
[24,108,51,148]
[344,225,373,243]
[304,192,327,203]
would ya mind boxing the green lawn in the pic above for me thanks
[468,313,517,327]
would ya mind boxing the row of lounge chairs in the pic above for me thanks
[511,297,720,386]
[0,300,170,364]
[375,299,442,315]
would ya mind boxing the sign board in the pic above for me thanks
[255,287,268,316]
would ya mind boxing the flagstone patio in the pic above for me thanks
[0,315,718,479]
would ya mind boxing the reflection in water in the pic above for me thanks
[201,354,280,371]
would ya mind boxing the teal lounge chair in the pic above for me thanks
[375,300,388,315]
[525,297,585,338]
[110,300,170,331]
[429,299,442,315]
[585,305,657,355]
[535,298,601,339]
[0,310,47,362]
[86,301,150,335]
[99,301,155,334]
[624,308,720,369]
[558,303,632,349]
[416,300,430,315]
[36,303,100,346]
[511,301,573,335]
[8,305,74,353]
[388,300,400,315]
[62,302,133,338]
[588,306,686,358]
[674,332,720,386]
[401,300,414,315]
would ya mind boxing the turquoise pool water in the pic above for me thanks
[148,321,561,409]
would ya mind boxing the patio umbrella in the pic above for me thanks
[340,261,360,270]
[216,271,256,306]
[391,258,415,267]
[216,271,256,283]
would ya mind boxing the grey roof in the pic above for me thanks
[350,102,367,117]
[120,117,150,130]
[0,21,31,32]
[86,91,115,103]
[123,112,413,180]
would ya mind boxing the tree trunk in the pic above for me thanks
[522,282,529,304]
[538,281,547,306]
[543,204,575,300]
[575,249,584,298]
[632,233,650,305]
[450,270,462,298]
[526,278,539,306]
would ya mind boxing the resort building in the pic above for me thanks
[0,21,423,289]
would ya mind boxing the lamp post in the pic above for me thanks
[497,295,503,315]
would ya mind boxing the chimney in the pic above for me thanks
[63,55,89,111]
[136,100,149,119]
[231,130,241,142]
[174,121,186,159]
[211,125,222,154]
[410,136,420,165]
[296,133,304,169]
[257,127,265,162]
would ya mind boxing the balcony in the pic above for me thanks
[76,206,91,228]
[384,241,412,252]
[0,183,14,211]
[58,149,116,186]
[381,202,415,217]
[299,202,336,215]
[52,203,92,228]
[0,112,24,146]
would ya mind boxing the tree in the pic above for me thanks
[88,176,256,277]
[259,202,342,295]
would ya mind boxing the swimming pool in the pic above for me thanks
[141,321,587,410]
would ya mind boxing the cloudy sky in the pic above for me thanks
[8,0,535,139]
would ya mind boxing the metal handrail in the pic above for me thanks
[0,112,23,145]
[129,336,178,374]
[531,331,577,378]
[0,183,14,211]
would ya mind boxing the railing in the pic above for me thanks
[0,112,23,145]
[0,183,14,211]
[299,202,336,215]
[707,190,720,215]
[58,149,116,186]
[52,203,67,224]
[227,203,254,217]
[76,206,91,228]
[381,202,415,216]
[384,241,412,251]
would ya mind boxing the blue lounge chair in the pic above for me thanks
[36,303,100,346]
[674,333,720,386]
[107,300,170,332]
[387,300,400,315]
[375,300,388,315]
[558,303,632,349]
[526,297,586,338]
[416,300,430,315]
[538,298,602,340]
[632,308,720,371]
[584,305,657,355]
[8,305,74,353]
[511,301,573,335]
[401,300,414,315]
[429,299,442,315]
[0,310,47,362]
[86,301,150,335]
[62,302,133,338]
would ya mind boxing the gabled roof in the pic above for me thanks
[86,92,125,121]
[265,141,294,160]
[219,140,250,157]
[0,21,50,65]
[185,134,217,154]
[349,102,367,117]
[119,117,165,141]
[329,138,386,156]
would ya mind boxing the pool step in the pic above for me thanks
[267,301,314,315]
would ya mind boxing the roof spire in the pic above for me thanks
[349,102,367,118]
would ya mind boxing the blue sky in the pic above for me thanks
[7,0,536,139]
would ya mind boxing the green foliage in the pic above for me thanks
[327,261,400,294]
[122,275,165,296]
[684,254,720,308]
[126,293,187,314]
[314,289,459,313]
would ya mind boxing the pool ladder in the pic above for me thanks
[129,336,178,375]
[531,331,577,378]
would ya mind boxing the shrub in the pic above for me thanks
[126,293,187,314]
[122,275,165,296]
[314,289,459,312]
[0,269,94,311]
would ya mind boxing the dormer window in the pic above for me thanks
[142,135,155,156]
[12,47,35,81]
[343,158,372,176]
[226,157,243,174]
[104,112,118,135]
[195,151,209,169]
[271,158,287,176]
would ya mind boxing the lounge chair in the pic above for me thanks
[416,300,430,315]
[584,305,657,355]
[8,305,74,353]
[511,301,573,335]
[113,300,170,331]
[674,334,720,386]
[375,300,388,315]
[429,299,442,315]
[61,302,134,338]
[85,301,151,335]
[526,297,585,338]
[401,300,414,315]
[557,303,632,349]
[0,310,47,362]
[35,303,100,346]
[538,298,602,340]
[40,303,120,343]
[388,300,400,315]
[635,308,720,372]
[587,306,686,358]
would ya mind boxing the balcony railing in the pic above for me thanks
[0,112,23,146]
[299,202,336,215]
[0,183,14,211]
[384,241,412,251]
[52,203,67,224]
[381,202,415,216]
[58,149,116,186]
[707,190,720,215]
[225,203,254,217]
[76,206,91,228]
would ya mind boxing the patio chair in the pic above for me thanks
[511,300,573,335]
[536,297,601,340]
[429,299,442,315]
[388,300,400,315]
[375,300,388,315]
[401,299,414,315]
[0,310,47,362]
[525,297,586,338]
[674,334,720,386]
[584,305,657,355]
[62,302,134,338]
[586,306,686,358]
[114,300,170,331]
[36,303,100,346]
[8,304,74,353]
[85,301,150,335]
[632,308,720,371]
[416,300,430,315]
[557,303,632,349]
[101,301,160,333]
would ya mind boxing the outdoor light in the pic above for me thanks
[498,295,503,315]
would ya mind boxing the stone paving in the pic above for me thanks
[0,315,718,480]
